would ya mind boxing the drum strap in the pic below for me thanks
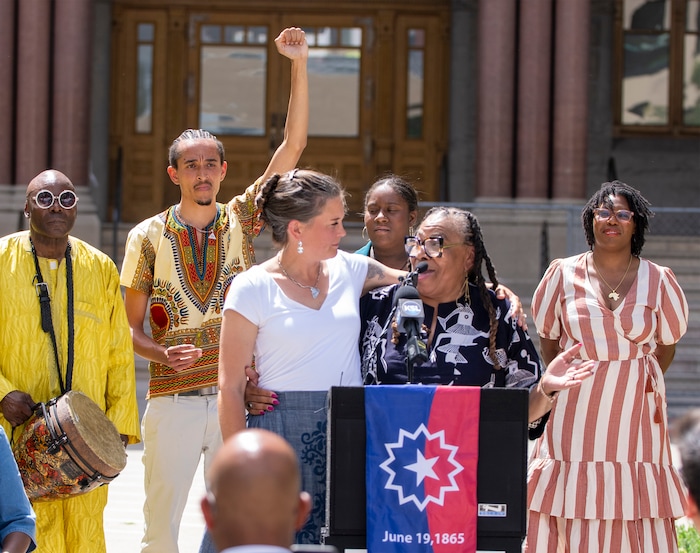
[30,239,75,395]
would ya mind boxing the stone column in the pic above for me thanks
[53,0,94,187]
[475,0,517,199]
[0,0,15,183]
[15,0,51,185]
[551,0,591,200]
[516,0,553,199]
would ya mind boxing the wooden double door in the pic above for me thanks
[110,3,449,223]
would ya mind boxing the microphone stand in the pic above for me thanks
[395,264,429,384]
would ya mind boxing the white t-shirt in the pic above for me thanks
[223,250,369,391]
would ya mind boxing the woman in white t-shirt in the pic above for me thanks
[218,169,404,544]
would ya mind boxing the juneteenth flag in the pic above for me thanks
[365,385,480,553]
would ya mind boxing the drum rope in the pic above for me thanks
[30,239,75,395]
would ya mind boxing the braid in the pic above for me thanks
[421,207,501,369]
[256,174,282,223]
[464,212,501,370]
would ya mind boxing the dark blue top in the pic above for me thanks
[360,283,543,388]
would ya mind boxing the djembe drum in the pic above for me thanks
[13,390,127,501]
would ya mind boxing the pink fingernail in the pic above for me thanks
[273,399,280,405]
[267,406,274,412]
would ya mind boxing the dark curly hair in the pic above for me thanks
[256,169,347,246]
[581,180,654,257]
[419,206,501,369]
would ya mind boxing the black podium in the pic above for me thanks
[323,386,528,552]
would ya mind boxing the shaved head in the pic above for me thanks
[202,429,311,550]
[26,169,74,198]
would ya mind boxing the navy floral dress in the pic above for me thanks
[360,283,544,390]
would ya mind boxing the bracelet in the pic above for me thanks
[538,380,558,403]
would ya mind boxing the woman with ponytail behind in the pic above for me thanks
[217,169,405,544]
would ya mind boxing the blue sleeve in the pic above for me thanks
[355,241,372,256]
[0,428,36,552]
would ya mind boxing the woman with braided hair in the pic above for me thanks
[359,206,592,436]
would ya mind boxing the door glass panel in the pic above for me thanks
[247,26,267,44]
[201,25,221,43]
[199,24,267,135]
[224,25,245,44]
[306,26,362,137]
[136,23,154,134]
[407,29,425,139]
[622,33,669,125]
[623,0,670,30]
[684,6,700,125]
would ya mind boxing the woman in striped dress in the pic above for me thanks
[525,181,689,552]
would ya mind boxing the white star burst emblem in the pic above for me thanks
[379,424,464,511]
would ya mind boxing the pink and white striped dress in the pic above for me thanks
[525,253,689,552]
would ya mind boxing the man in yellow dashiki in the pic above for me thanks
[0,169,140,553]
[119,27,308,553]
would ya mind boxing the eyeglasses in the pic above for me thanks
[404,235,464,258]
[33,190,79,210]
[593,207,634,223]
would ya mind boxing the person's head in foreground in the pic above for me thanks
[201,429,312,551]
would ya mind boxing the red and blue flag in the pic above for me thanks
[365,385,480,553]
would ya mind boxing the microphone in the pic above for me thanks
[401,261,428,288]
[393,281,428,381]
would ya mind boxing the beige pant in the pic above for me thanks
[140,394,221,553]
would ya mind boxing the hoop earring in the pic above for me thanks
[297,240,304,254]
[362,226,368,241]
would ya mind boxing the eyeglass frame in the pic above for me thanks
[32,190,80,210]
[593,207,634,223]
[404,235,465,258]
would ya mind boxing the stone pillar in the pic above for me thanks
[551,0,591,200]
[516,0,553,199]
[448,0,477,202]
[0,1,15,183]
[15,0,51,186]
[53,0,94,187]
[475,0,517,199]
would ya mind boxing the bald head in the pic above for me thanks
[26,170,74,198]
[202,429,311,550]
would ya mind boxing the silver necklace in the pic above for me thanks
[277,255,322,299]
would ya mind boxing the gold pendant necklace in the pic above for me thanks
[277,255,322,299]
[590,253,633,302]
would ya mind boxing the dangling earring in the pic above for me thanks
[463,276,471,305]
[408,226,415,237]
[362,226,368,241]
[24,212,29,218]
[297,240,304,254]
